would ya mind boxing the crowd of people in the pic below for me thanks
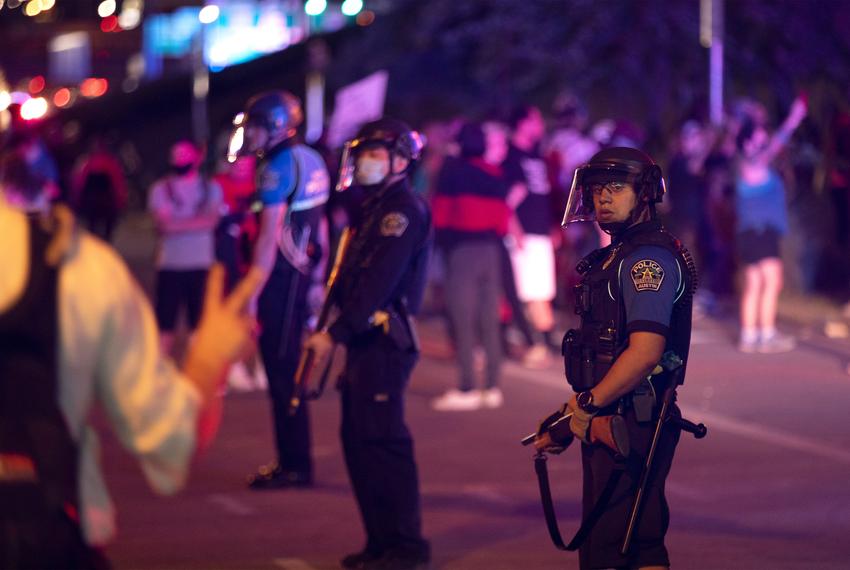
[1,85,849,569]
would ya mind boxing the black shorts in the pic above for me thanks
[578,406,681,570]
[155,269,207,332]
[737,227,781,265]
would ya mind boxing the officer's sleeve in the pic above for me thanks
[620,246,681,337]
[328,205,425,344]
[257,152,296,207]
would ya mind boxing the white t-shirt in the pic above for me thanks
[148,174,223,270]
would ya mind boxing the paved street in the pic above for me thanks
[97,244,850,570]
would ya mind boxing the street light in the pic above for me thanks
[304,0,326,17]
[341,0,362,17]
[97,0,115,18]
[198,4,219,24]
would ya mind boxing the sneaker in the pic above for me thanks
[758,332,796,354]
[252,362,269,390]
[431,389,482,412]
[227,362,255,392]
[737,338,759,353]
[522,344,553,369]
[341,549,383,569]
[481,387,504,409]
[247,462,312,490]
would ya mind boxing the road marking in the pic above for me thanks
[273,559,320,570]
[207,493,255,516]
[506,361,850,466]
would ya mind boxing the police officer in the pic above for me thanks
[239,91,331,489]
[303,118,431,570]
[534,147,696,570]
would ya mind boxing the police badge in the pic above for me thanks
[630,259,664,292]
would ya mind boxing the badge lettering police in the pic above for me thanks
[380,212,409,237]
[631,259,664,292]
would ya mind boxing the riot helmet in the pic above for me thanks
[337,117,426,191]
[562,146,665,234]
[230,91,303,159]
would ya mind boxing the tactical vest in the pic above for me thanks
[0,215,91,568]
[563,221,697,393]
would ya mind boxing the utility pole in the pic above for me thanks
[701,0,725,126]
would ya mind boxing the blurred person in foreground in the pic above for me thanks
[303,118,431,569]
[533,147,697,570]
[504,104,560,367]
[148,140,223,357]
[238,91,330,489]
[734,96,807,353]
[430,121,522,411]
[0,192,261,568]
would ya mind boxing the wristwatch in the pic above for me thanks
[576,390,600,414]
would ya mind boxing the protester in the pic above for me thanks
[0,192,261,567]
[70,137,128,242]
[734,96,807,353]
[148,140,223,357]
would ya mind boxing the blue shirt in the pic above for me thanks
[619,245,683,337]
[257,144,330,214]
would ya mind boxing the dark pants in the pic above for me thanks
[446,242,502,390]
[579,405,681,570]
[340,331,429,557]
[154,269,207,332]
[498,241,535,347]
[258,252,312,474]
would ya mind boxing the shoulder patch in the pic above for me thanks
[380,212,409,237]
[630,259,665,292]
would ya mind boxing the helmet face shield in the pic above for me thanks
[562,163,642,226]
[336,140,357,191]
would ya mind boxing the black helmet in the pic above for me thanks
[337,117,426,191]
[229,91,303,159]
[562,146,665,230]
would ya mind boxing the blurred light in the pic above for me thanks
[0,91,11,112]
[118,7,141,29]
[28,75,46,94]
[341,0,362,17]
[97,0,115,17]
[53,87,71,107]
[122,77,139,93]
[100,15,119,32]
[24,0,40,16]
[20,97,48,120]
[10,91,30,104]
[39,0,55,10]
[198,4,219,24]
[50,31,87,51]
[232,112,244,126]
[356,9,374,26]
[227,126,243,163]
[0,0,5,10]
[304,0,326,17]
[7,0,20,8]
[80,78,108,98]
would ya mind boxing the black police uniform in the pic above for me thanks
[327,178,432,562]
[563,219,696,569]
